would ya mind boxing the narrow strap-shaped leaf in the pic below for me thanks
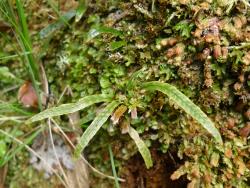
[39,10,76,39]
[142,81,223,144]
[27,94,111,123]
[110,41,127,51]
[75,0,87,22]
[128,127,153,169]
[108,145,120,188]
[74,101,120,157]
[15,0,42,110]
[0,102,33,116]
[87,26,123,40]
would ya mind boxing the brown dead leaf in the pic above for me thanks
[18,81,38,108]
[111,105,127,125]
[120,119,130,134]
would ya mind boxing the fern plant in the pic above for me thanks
[27,81,222,169]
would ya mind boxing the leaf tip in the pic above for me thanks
[146,160,153,169]
[216,134,223,145]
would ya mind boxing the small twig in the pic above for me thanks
[57,85,73,104]
[40,62,50,108]
[48,14,57,20]
[0,116,28,125]
[2,85,20,94]
[168,151,177,167]
[0,52,31,60]
[48,119,69,186]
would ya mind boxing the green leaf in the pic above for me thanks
[0,102,33,116]
[27,94,111,123]
[74,101,120,157]
[126,67,146,90]
[47,0,70,26]
[173,20,194,38]
[0,51,31,61]
[0,66,19,83]
[0,141,7,159]
[87,26,123,40]
[128,127,153,169]
[79,113,95,125]
[75,0,87,22]
[15,0,31,50]
[142,81,223,144]
[0,115,27,123]
[39,10,76,39]
[110,41,127,51]
[100,77,111,88]
[108,145,120,188]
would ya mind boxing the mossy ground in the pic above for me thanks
[0,0,250,187]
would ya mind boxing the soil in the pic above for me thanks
[121,148,187,188]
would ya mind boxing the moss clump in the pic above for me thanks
[40,0,250,187]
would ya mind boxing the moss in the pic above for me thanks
[40,0,250,186]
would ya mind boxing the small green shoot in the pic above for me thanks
[174,20,194,38]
